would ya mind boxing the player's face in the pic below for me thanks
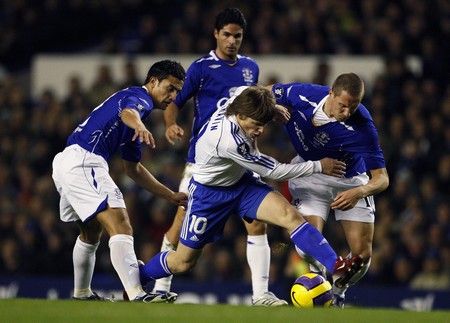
[214,24,244,60]
[150,76,183,110]
[237,114,265,140]
[329,90,360,121]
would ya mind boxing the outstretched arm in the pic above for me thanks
[123,160,187,207]
[224,138,345,180]
[331,167,389,211]
[121,108,155,148]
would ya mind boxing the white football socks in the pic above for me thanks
[247,234,270,298]
[109,234,145,300]
[152,235,176,292]
[72,236,99,298]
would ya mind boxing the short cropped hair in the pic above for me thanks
[226,87,275,124]
[144,60,186,84]
[214,8,247,31]
[331,73,364,100]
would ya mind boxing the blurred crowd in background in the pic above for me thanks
[0,0,449,291]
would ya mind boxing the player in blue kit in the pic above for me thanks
[269,73,389,307]
[140,86,363,295]
[52,60,187,303]
[154,8,286,306]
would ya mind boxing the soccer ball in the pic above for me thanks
[290,273,333,307]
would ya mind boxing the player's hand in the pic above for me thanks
[165,124,184,145]
[319,158,346,177]
[273,104,291,123]
[331,187,363,210]
[132,125,155,148]
[170,192,188,207]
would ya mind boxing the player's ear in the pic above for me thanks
[214,29,219,39]
[148,76,159,88]
[236,113,247,121]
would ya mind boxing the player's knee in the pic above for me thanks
[280,205,303,230]
[352,243,373,260]
[78,221,102,244]
[245,220,267,235]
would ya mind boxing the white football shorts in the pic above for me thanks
[178,162,194,194]
[289,155,375,223]
[52,144,126,222]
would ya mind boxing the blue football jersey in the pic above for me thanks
[174,50,259,162]
[67,86,154,162]
[272,83,386,177]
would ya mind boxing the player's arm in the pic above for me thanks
[122,160,187,207]
[331,167,389,211]
[164,61,201,145]
[223,136,345,179]
[164,102,184,145]
[121,108,155,148]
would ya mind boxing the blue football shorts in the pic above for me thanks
[179,173,272,249]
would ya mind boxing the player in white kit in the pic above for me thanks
[139,86,364,295]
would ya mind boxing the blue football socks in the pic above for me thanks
[290,222,337,272]
[140,251,172,285]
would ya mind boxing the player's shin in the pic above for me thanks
[290,222,337,273]
[152,236,176,293]
[247,234,270,298]
[140,251,173,285]
[108,234,145,300]
[72,236,99,298]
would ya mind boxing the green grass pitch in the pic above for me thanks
[1,299,449,323]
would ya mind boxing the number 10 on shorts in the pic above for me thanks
[189,215,208,234]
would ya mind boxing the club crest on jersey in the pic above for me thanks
[237,142,251,158]
[312,131,330,147]
[242,68,254,84]
[274,87,284,99]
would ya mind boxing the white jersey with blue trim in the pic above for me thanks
[193,86,322,186]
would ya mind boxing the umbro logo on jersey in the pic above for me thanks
[190,235,199,242]
[208,64,221,69]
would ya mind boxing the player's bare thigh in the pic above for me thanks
[256,191,305,232]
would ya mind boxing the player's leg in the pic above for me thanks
[243,219,287,306]
[332,196,375,307]
[141,242,202,282]
[72,218,103,299]
[289,176,331,274]
[146,178,235,289]
[255,191,339,273]
[332,219,374,306]
[96,207,147,301]
[151,205,185,293]
[247,186,362,288]
[153,163,192,293]
[52,152,105,300]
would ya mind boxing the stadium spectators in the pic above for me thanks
[0,0,448,293]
